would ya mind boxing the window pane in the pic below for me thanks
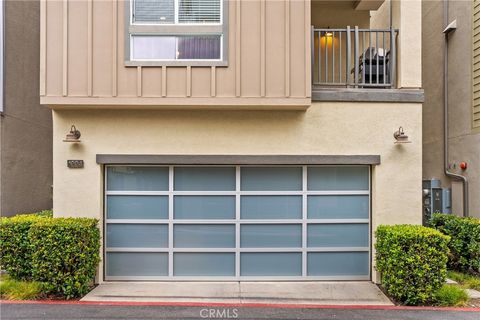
[174,167,235,191]
[178,36,221,59]
[174,224,235,248]
[107,195,168,219]
[307,195,369,219]
[241,224,302,248]
[241,253,302,276]
[241,167,302,191]
[106,224,168,248]
[307,224,369,247]
[174,196,235,219]
[134,0,175,24]
[132,36,177,60]
[131,35,221,61]
[178,0,221,23]
[174,253,235,276]
[107,166,168,191]
[308,166,369,191]
[107,253,168,276]
[307,252,369,276]
[241,196,302,219]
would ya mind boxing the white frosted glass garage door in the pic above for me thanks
[105,165,370,280]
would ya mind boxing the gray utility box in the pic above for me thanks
[422,179,451,225]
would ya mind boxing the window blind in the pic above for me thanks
[134,0,175,23]
[178,0,221,23]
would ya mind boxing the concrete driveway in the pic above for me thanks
[81,281,393,305]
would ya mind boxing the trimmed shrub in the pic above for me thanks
[375,225,450,305]
[29,218,100,299]
[0,214,49,280]
[430,213,480,273]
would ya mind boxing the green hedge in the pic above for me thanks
[0,214,49,280]
[0,214,100,299]
[430,213,480,273]
[375,225,450,305]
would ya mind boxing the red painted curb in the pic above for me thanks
[1,300,479,312]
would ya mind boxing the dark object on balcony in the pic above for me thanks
[359,47,390,87]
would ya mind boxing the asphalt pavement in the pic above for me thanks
[1,303,479,320]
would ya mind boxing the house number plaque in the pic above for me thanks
[67,160,84,169]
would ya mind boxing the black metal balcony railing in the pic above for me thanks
[311,26,398,88]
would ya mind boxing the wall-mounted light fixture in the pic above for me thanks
[325,26,333,37]
[63,125,81,143]
[393,126,411,144]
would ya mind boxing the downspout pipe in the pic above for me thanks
[443,0,469,217]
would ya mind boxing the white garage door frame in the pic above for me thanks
[103,164,371,281]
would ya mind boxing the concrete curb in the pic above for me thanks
[1,300,479,312]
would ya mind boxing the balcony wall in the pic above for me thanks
[40,0,311,109]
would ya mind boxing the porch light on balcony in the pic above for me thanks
[63,125,81,143]
[393,127,411,144]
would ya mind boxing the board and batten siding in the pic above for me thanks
[474,0,480,128]
[40,0,311,108]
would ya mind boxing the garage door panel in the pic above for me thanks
[307,195,369,219]
[105,165,371,280]
[241,253,302,276]
[107,166,169,191]
[174,195,235,219]
[308,166,369,191]
[307,224,369,247]
[173,224,235,248]
[241,167,302,191]
[241,195,302,219]
[106,253,168,277]
[240,224,302,248]
[173,253,235,276]
[307,252,369,276]
[174,167,236,191]
[107,195,168,219]
[107,224,168,248]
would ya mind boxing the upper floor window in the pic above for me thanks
[126,0,228,66]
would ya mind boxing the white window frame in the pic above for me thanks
[104,165,371,281]
[125,0,228,66]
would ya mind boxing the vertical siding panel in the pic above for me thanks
[142,68,162,97]
[216,0,236,97]
[235,0,241,97]
[67,0,88,96]
[167,68,187,97]
[191,68,211,97]
[240,0,261,97]
[40,0,47,96]
[304,0,310,98]
[210,66,216,97]
[112,0,118,96]
[62,0,68,96]
[162,66,167,97]
[87,0,93,96]
[117,0,136,97]
[266,0,285,97]
[137,66,142,97]
[285,0,290,97]
[93,0,113,97]
[289,0,305,97]
[46,0,62,96]
[260,0,266,97]
[186,66,192,97]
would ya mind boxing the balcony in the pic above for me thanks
[312,27,397,89]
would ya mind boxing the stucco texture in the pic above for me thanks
[52,102,422,282]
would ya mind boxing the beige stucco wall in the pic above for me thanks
[52,102,422,282]
[0,0,52,217]
[422,0,480,217]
